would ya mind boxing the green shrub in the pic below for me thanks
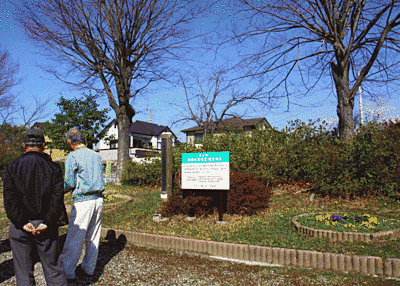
[121,142,199,188]
[172,142,200,173]
[352,120,400,199]
[121,159,162,186]
[125,118,400,200]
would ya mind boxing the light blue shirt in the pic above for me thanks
[64,145,104,203]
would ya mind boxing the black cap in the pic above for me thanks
[24,128,45,146]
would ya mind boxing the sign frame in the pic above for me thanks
[181,151,230,221]
[181,151,229,190]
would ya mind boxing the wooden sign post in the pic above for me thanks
[161,133,173,202]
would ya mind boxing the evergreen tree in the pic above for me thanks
[46,92,110,152]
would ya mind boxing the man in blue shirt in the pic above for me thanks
[60,128,104,280]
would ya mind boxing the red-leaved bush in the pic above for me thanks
[227,171,272,215]
[159,171,272,217]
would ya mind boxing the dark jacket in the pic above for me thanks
[3,151,65,229]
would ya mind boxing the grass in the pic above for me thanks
[0,212,9,230]
[64,192,127,205]
[102,183,400,259]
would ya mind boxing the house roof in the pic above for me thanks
[32,122,46,130]
[130,120,174,137]
[180,117,271,133]
[104,119,177,138]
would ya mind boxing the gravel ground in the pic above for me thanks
[0,226,395,286]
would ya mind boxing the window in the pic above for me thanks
[110,140,118,149]
[195,133,203,141]
[131,138,142,148]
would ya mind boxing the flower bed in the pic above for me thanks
[103,193,133,212]
[292,213,400,242]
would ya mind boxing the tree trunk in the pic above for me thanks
[331,62,355,142]
[337,94,355,142]
[116,111,131,184]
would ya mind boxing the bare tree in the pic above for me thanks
[0,49,20,123]
[172,67,271,137]
[17,0,210,181]
[0,48,50,126]
[226,0,400,142]
[1,97,51,127]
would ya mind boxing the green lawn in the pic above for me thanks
[102,183,400,259]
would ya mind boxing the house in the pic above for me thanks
[98,119,178,165]
[31,122,67,161]
[180,117,271,144]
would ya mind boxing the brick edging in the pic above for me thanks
[101,227,400,278]
[292,213,400,242]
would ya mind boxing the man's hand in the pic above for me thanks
[32,223,47,236]
[23,222,35,233]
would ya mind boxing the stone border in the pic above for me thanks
[103,194,133,211]
[292,213,400,243]
[101,227,400,279]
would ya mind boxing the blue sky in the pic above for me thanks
[1,0,399,142]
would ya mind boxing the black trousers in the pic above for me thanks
[9,223,67,286]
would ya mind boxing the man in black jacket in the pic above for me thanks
[3,128,67,285]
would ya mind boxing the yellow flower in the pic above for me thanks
[363,214,370,217]
[369,217,378,224]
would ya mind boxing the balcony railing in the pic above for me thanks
[129,147,161,158]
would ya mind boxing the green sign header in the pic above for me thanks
[182,152,229,164]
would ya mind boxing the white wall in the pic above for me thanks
[99,123,118,150]
[98,124,177,162]
[99,149,118,162]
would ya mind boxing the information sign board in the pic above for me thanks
[182,152,229,190]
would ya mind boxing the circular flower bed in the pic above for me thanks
[103,193,133,212]
[292,212,400,242]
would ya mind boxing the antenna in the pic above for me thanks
[358,69,364,125]
[146,99,152,123]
